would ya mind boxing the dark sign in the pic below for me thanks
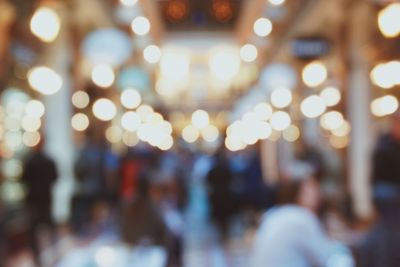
[292,37,330,60]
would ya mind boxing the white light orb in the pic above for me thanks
[22,131,41,147]
[270,88,292,108]
[209,48,241,82]
[191,110,210,129]
[25,100,45,118]
[95,246,116,267]
[254,102,273,120]
[225,136,246,152]
[283,125,300,142]
[269,0,286,6]
[71,113,89,132]
[182,125,199,143]
[120,88,141,109]
[320,111,344,131]
[136,105,154,122]
[331,121,351,137]
[122,131,139,147]
[301,95,326,118]
[320,87,341,107]
[253,17,273,37]
[158,135,174,151]
[92,98,117,121]
[143,45,162,63]
[302,61,328,87]
[131,16,151,36]
[378,3,400,38]
[4,131,23,151]
[371,95,399,117]
[256,121,272,140]
[270,111,291,131]
[28,66,63,95]
[370,61,400,89]
[22,116,41,132]
[72,91,90,109]
[120,0,138,7]
[240,44,258,63]
[160,51,190,82]
[106,126,123,143]
[121,111,141,131]
[91,65,115,88]
[201,125,219,142]
[30,7,61,42]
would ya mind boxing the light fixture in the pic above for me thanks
[270,88,292,109]
[240,44,258,63]
[131,16,151,36]
[28,66,63,95]
[270,111,291,131]
[30,7,61,42]
[143,45,162,64]
[91,65,115,88]
[72,91,90,109]
[92,98,117,121]
[302,61,328,87]
[253,17,273,37]
[320,87,341,107]
[191,110,209,129]
[71,113,90,132]
[120,88,141,109]
[378,3,400,38]
[301,95,326,118]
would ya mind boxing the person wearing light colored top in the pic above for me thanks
[251,162,351,267]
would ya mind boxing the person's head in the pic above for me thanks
[278,162,322,213]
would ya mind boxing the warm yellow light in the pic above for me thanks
[331,121,351,137]
[320,87,341,107]
[209,48,241,82]
[182,125,200,143]
[120,0,138,7]
[143,45,162,64]
[270,88,292,109]
[22,116,41,132]
[302,61,328,87]
[160,51,190,82]
[192,110,210,129]
[270,111,291,131]
[22,131,41,147]
[269,0,286,6]
[301,95,326,118]
[253,17,273,37]
[30,7,60,42]
[25,100,45,118]
[121,88,141,109]
[28,66,63,95]
[371,95,399,117]
[131,16,151,36]
[122,131,139,147]
[253,102,273,120]
[320,111,344,131]
[121,111,141,131]
[72,91,90,109]
[329,135,349,149]
[91,65,115,88]
[106,126,123,143]
[71,113,89,132]
[283,125,300,142]
[92,98,117,121]
[378,3,400,38]
[201,125,219,142]
[240,44,258,63]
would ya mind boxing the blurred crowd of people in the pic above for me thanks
[2,115,400,267]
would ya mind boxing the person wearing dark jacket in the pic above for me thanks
[21,141,58,266]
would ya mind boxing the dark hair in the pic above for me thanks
[276,180,303,205]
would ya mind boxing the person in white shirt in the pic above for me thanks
[251,162,338,267]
